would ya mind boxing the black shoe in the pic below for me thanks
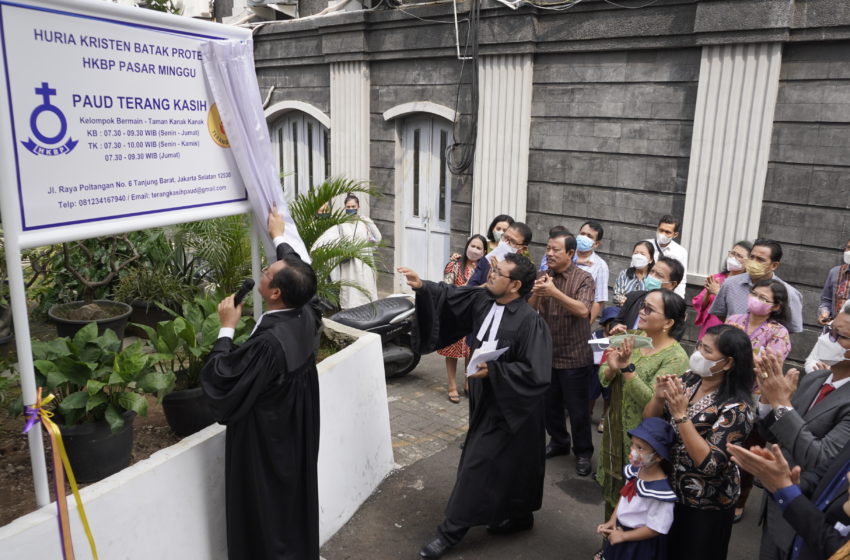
[545,444,570,459]
[419,536,451,559]
[576,456,592,476]
[486,514,534,535]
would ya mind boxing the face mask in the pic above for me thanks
[811,332,850,366]
[629,448,656,468]
[576,235,594,253]
[844,251,850,265]
[656,232,673,246]
[689,350,725,377]
[317,212,330,219]
[345,208,357,215]
[631,254,650,269]
[746,259,769,279]
[747,295,774,317]
[727,256,744,272]
[493,230,504,243]
[644,275,663,291]
[466,246,484,261]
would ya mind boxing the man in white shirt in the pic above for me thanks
[576,220,609,325]
[646,215,688,298]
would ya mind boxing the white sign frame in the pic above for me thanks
[0,0,256,510]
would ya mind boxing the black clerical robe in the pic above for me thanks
[414,282,553,525]
[202,243,321,560]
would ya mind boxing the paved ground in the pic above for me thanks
[321,352,764,560]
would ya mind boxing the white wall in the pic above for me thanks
[0,322,392,559]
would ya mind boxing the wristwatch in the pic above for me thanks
[673,415,690,424]
[773,405,794,421]
[622,363,636,373]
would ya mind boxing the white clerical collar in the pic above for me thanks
[476,302,505,343]
[250,308,294,336]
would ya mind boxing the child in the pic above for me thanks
[589,306,619,433]
[596,417,677,560]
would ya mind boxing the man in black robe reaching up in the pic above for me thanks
[398,253,553,559]
[202,207,321,560]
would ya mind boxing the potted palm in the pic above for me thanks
[31,322,175,482]
[139,295,254,436]
[46,235,140,338]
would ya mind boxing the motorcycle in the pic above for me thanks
[329,294,421,379]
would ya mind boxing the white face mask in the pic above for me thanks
[727,256,744,272]
[656,232,673,246]
[844,251,850,266]
[689,350,725,377]
[493,230,504,243]
[629,448,656,468]
[811,332,850,366]
[631,254,650,269]
[466,246,484,261]
[498,240,517,254]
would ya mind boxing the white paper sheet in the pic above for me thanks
[466,343,509,377]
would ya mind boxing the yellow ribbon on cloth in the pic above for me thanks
[23,388,98,560]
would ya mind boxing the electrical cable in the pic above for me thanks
[602,0,658,8]
[445,0,479,175]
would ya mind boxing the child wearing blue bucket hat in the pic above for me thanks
[596,416,677,560]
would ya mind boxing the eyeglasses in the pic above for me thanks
[648,273,669,285]
[828,326,850,344]
[749,292,775,304]
[728,249,748,261]
[488,267,512,280]
[639,302,658,315]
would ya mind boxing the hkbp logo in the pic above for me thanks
[21,82,77,156]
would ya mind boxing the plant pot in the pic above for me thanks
[162,387,216,437]
[48,300,133,339]
[126,300,175,338]
[59,411,136,483]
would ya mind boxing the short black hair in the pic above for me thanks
[752,277,789,324]
[509,222,533,246]
[656,256,685,286]
[549,225,568,237]
[753,238,783,263]
[486,214,514,243]
[271,256,318,309]
[703,324,755,406]
[504,253,536,296]
[581,220,604,242]
[658,214,682,234]
[344,193,360,206]
[549,230,577,253]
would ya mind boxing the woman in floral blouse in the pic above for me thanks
[597,289,689,519]
[725,278,791,360]
[644,324,754,560]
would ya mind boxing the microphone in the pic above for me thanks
[233,278,255,307]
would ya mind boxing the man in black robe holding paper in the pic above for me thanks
[398,253,553,559]
[202,207,321,560]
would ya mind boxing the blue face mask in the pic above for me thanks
[317,212,330,219]
[345,209,357,216]
[644,275,663,291]
[576,234,594,253]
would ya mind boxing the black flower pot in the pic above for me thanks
[162,387,216,437]
[48,300,133,339]
[60,411,136,483]
[126,300,175,338]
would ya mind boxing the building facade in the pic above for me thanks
[255,0,850,360]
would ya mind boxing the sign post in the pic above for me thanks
[0,0,253,506]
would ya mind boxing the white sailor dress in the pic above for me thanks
[603,464,677,560]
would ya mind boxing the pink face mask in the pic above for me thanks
[747,295,774,316]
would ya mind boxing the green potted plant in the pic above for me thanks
[114,229,202,337]
[31,322,175,482]
[138,295,254,436]
[46,235,140,339]
[0,229,11,347]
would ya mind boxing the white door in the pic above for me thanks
[270,112,330,202]
[401,116,452,282]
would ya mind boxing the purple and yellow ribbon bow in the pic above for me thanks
[23,388,98,560]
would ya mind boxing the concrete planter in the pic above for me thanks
[0,319,393,558]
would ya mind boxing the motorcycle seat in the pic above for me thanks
[330,297,414,331]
